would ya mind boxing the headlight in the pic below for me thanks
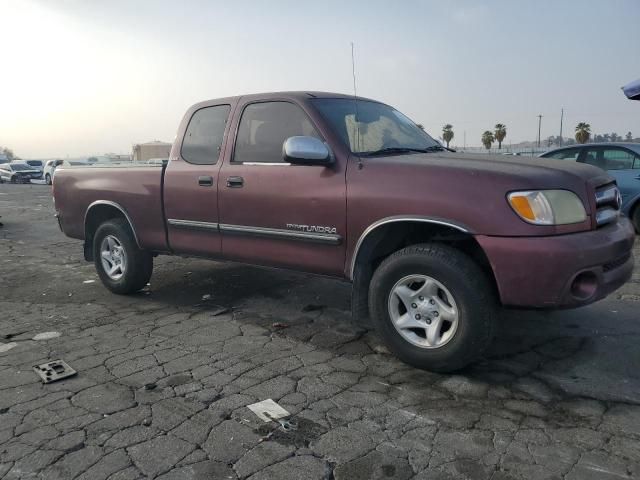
[507,190,586,225]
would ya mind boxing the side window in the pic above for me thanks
[601,149,636,170]
[547,148,580,161]
[181,105,231,165]
[233,102,320,163]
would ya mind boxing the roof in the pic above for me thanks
[190,91,381,110]
[544,142,640,154]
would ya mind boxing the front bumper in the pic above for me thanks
[477,217,635,308]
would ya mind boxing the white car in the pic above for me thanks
[22,160,44,178]
[43,160,65,185]
[0,162,42,183]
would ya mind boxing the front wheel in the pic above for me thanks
[93,218,153,294]
[45,174,52,185]
[369,243,496,372]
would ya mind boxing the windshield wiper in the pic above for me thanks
[360,147,437,157]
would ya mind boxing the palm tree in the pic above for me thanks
[494,124,507,149]
[575,123,591,144]
[442,124,454,148]
[626,132,633,141]
[481,131,494,150]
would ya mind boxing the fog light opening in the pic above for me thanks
[570,271,598,300]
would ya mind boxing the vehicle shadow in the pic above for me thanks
[140,257,640,403]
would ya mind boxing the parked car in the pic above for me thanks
[540,143,640,232]
[52,92,635,372]
[0,162,42,183]
[43,159,66,185]
[20,160,44,178]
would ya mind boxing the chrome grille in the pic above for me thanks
[594,184,621,227]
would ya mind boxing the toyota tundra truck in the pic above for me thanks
[52,92,636,371]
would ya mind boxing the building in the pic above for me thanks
[104,153,132,163]
[132,141,171,162]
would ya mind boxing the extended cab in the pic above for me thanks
[53,92,636,371]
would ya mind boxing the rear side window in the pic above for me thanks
[181,105,231,165]
[601,148,637,170]
[546,148,580,161]
[233,102,320,163]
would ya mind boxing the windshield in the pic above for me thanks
[26,161,42,167]
[10,164,32,171]
[312,98,440,155]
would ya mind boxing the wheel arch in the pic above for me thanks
[350,217,498,324]
[84,201,140,261]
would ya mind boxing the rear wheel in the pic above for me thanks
[369,243,496,372]
[45,174,52,185]
[93,218,153,294]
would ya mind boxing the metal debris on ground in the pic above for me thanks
[201,294,212,300]
[32,331,61,341]
[33,360,77,383]
[268,414,298,432]
[247,399,290,423]
[83,280,95,284]
[271,322,289,329]
[210,307,230,316]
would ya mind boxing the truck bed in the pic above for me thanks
[54,164,168,251]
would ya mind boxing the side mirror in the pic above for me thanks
[283,136,333,166]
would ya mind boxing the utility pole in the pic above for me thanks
[559,108,563,146]
[463,131,466,150]
[537,115,543,148]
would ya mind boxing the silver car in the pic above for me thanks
[0,163,42,184]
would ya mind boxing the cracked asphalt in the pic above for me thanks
[1,183,640,480]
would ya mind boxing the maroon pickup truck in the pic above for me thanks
[53,92,635,371]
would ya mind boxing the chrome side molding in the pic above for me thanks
[220,223,342,245]
[167,219,219,231]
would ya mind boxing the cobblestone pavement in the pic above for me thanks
[1,184,640,480]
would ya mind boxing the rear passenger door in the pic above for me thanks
[217,100,346,276]
[164,104,231,257]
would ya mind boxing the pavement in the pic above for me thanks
[1,183,640,480]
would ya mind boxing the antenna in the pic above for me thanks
[351,42,362,168]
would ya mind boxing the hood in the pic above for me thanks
[355,151,612,237]
[377,151,612,190]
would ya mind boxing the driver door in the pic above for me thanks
[218,100,347,276]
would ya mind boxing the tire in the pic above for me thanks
[369,243,496,372]
[93,218,153,294]
[10,176,16,184]
[632,204,640,234]
[45,174,52,185]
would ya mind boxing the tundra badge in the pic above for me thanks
[286,223,337,234]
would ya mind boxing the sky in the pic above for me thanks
[1,0,639,158]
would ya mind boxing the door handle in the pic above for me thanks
[198,176,214,187]
[226,176,244,188]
